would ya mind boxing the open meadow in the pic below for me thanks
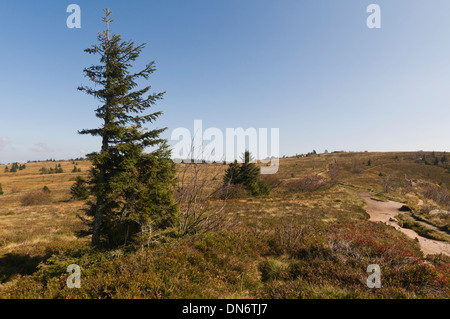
[0,151,449,299]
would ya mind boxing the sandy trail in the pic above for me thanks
[360,193,450,257]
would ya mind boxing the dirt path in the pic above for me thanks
[360,193,450,257]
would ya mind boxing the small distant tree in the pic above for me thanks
[42,186,51,193]
[223,151,269,196]
[434,157,439,166]
[4,166,8,173]
[442,152,448,163]
[71,176,89,201]
[10,163,18,173]
[0,183,3,195]
[239,151,262,195]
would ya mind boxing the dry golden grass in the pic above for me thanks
[0,161,91,267]
[1,152,446,260]
[0,152,449,298]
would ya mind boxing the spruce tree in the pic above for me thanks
[78,9,178,247]
[223,160,242,185]
[10,163,18,173]
[434,157,439,166]
[71,176,89,201]
[239,151,261,195]
[223,151,267,196]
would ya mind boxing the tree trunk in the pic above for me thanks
[92,167,105,246]
[92,134,109,246]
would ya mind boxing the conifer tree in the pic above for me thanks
[71,176,89,201]
[10,163,18,173]
[0,183,3,195]
[239,151,261,195]
[223,151,268,196]
[223,160,241,185]
[434,157,439,166]
[78,9,178,247]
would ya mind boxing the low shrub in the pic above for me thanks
[259,175,282,189]
[259,258,290,282]
[216,183,248,200]
[286,174,329,192]
[421,184,450,208]
[20,191,52,206]
[350,167,364,174]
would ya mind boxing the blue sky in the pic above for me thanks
[0,0,449,163]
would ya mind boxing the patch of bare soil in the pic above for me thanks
[360,193,450,257]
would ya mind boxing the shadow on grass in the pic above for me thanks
[74,229,91,238]
[0,253,50,283]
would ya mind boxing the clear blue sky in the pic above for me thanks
[1,0,449,163]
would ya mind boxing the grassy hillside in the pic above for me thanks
[0,152,449,299]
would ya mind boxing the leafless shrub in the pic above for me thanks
[20,190,52,206]
[350,167,364,174]
[421,183,450,208]
[175,162,229,236]
[327,239,362,262]
[259,175,282,189]
[286,174,329,192]
[215,182,248,200]
[327,162,341,182]
[269,216,306,256]
[382,173,396,193]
